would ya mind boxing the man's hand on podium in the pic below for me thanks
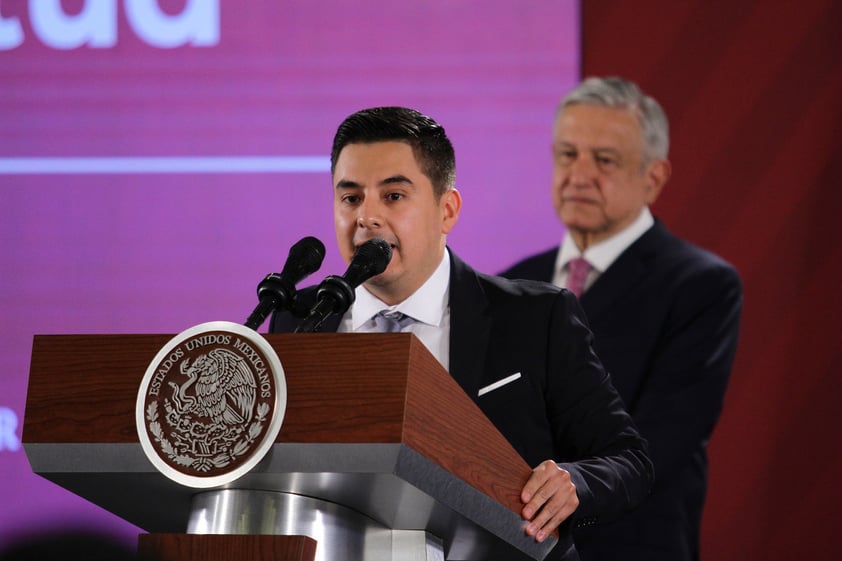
[520,460,579,543]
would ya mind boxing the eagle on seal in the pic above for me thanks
[170,348,257,427]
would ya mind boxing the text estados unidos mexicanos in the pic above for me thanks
[148,334,272,399]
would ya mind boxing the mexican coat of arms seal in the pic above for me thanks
[135,321,286,488]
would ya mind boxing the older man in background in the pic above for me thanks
[502,77,742,561]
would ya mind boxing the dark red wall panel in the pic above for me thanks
[582,1,841,559]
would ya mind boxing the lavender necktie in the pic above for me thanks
[373,310,415,333]
[565,257,593,298]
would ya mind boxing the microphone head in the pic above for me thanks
[293,238,391,333]
[281,236,326,280]
[344,238,392,287]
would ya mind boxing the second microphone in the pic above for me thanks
[294,238,393,333]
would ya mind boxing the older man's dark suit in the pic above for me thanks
[501,220,742,561]
[270,250,653,561]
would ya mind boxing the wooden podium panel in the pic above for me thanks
[24,333,557,560]
[137,534,316,561]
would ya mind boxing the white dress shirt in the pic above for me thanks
[552,207,655,291]
[338,250,451,370]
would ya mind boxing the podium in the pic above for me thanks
[24,333,557,560]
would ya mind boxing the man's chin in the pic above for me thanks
[560,213,602,232]
[364,271,392,288]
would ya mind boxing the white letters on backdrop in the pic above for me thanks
[0,0,220,49]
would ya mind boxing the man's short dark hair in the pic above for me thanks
[331,106,456,199]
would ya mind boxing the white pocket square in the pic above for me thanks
[478,372,522,397]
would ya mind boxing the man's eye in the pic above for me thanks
[596,157,618,168]
[341,195,360,204]
[554,151,576,164]
[386,192,403,201]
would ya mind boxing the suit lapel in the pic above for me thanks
[580,222,663,321]
[447,251,492,398]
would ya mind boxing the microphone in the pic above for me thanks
[294,238,392,333]
[244,236,326,330]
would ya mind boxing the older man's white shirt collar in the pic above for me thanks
[557,207,654,275]
[349,251,450,330]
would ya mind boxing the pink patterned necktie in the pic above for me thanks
[565,257,593,297]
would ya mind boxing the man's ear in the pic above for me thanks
[645,159,671,205]
[441,188,462,234]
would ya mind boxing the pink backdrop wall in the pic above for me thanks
[0,0,579,547]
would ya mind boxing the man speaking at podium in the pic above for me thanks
[270,106,653,560]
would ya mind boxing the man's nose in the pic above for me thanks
[357,198,382,228]
[568,155,598,185]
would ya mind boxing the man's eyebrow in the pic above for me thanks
[382,174,413,186]
[335,179,361,189]
[335,175,414,190]
[555,142,622,156]
[593,147,622,154]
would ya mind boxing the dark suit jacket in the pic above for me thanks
[501,220,742,561]
[270,250,653,561]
